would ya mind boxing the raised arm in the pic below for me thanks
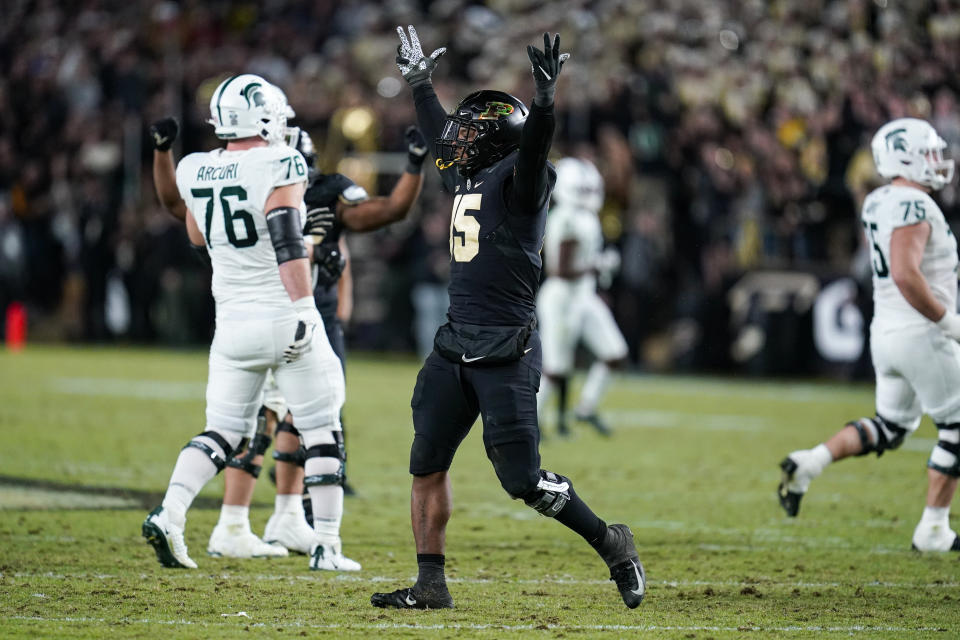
[396,25,458,193]
[150,117,188,221]
[341,127,426,231]
[510,33,569,214]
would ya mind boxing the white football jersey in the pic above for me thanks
[544,203,603,294]
[176,144,308,315]
[862,184,958,331]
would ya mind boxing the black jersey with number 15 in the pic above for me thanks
[445,149,556,327]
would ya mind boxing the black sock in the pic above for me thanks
[414,553,446,590]
[554,484,608,547]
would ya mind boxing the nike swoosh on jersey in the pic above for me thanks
[461,354,485,363]
[523,347,533,354]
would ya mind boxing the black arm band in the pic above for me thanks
[266,206,308,264]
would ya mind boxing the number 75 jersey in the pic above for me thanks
[176,145,308,314]
[861,184,958,332]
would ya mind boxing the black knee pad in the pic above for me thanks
[272,419,306,466]
[182,430,236,473]
[486,437,541,498]
[929,423,960,477]
[521,470,571,518]
[304,431,345,487]
[409,434,455,476]
[226,432,273,478]
[850,415,907,457]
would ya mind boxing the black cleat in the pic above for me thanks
[598,524,646,608]
[778,457,803,517]
[370,586,454,609]
[576,413,612,437]
[343,481,357,497]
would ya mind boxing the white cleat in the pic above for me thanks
[309,538,361,572]
[207,522,289,558]
[142,506,198,569]
[911,521,960,552]
[263,511,316,555]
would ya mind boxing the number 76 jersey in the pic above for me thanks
[176,145,308,314]
[862,184,958,332]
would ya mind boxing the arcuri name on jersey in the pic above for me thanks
[196,163,238,182]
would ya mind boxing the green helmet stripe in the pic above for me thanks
[214,74,240,127]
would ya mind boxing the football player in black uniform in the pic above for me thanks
[370,27,646,610]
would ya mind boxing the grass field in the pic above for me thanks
[1,345,958,639]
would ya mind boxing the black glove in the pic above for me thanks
[526,33,570,107]
[303,207,336,240]
[405,126,428,173]
[313,243,347,288]
[396,24,446,88]
[150,117,179,152]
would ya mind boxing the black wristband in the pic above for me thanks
[266,206,308,264]
[405,162,423,175]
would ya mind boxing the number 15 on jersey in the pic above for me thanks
[450,194,481,263]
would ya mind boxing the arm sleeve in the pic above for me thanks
[412,83,458,193]
[508,101,555,214]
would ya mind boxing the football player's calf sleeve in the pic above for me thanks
[266,206,308,264]
[162,447,222,527]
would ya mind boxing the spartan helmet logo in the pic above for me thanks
[242,82,266,108]
[885,128,908,152]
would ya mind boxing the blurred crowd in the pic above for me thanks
[3,0,960,369]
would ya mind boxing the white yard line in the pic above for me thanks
[4,616,949,633]
[5,571,958,590]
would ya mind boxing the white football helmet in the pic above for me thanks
[871,118,954,190]
[553,157,605,214]
[207,74,294,143]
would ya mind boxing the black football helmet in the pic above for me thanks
[286,126,317,172]
[435,90,528,176]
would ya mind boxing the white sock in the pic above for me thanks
[161,447,220,528]
[218,504,249,527]
[809,444,833,476]
[275,493,303,516]
[576,362,611,416]
[920,505,950,527]
[537,376,554,416]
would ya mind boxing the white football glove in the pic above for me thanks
[284,297,321,363]
[937,311,960,342]
[396,25,446,87]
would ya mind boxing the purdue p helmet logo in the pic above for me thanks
[478,101,515,120]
